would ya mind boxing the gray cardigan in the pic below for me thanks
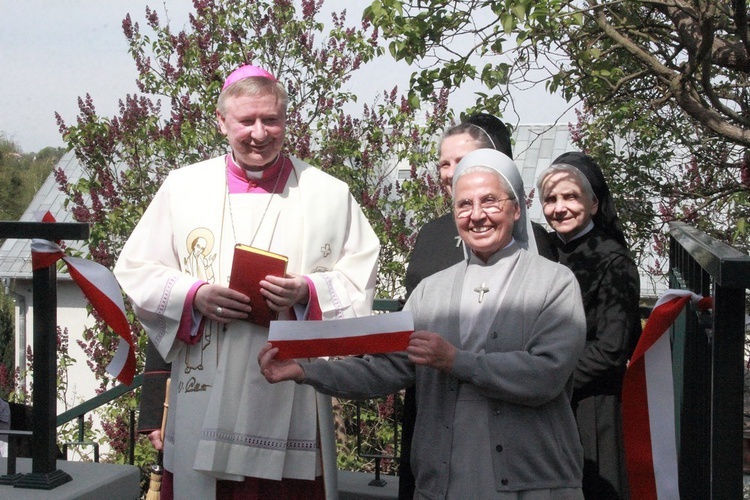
[303,246,585,497]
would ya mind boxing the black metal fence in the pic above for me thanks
[668,221,750,498]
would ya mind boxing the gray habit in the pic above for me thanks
[303,243,586,498]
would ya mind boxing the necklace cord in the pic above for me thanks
[225,154,285,249]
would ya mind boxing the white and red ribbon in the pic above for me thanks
[622,289,712,499]
[269,310,414,360]
[29,213,135,385]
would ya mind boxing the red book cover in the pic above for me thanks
[228,244,289,328]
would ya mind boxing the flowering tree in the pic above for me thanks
[54,0,453,467]
[365,0,750,278]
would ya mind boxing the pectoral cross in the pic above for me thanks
[474,283,489,303]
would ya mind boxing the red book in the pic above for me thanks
[228,244,289,328]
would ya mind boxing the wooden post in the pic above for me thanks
[0,221,89,489]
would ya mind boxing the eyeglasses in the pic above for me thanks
[454,196,513,218]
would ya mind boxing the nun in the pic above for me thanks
[537,152,642,499]
[260,149,587,499]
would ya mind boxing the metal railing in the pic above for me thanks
[354,298,404,486]
[56,373,144,464]
[668,221,750,499]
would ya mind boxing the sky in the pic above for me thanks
[0,0,577,153]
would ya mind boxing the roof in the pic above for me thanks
[511,124,575,224]
[0,150,85,280]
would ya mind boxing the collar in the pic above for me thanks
[226,153,291,194]
[467,238,518,266]
[556,220,595,244]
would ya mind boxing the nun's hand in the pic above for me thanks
[258,343,305,383]
[407,330,457,373]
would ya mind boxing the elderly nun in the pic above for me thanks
[538,152,641,499]
[260,149,587,499]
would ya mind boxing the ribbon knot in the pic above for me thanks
[29,214,135,385]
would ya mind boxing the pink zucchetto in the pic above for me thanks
[221,64,276,90]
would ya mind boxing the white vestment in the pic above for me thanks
[114,155,380,499]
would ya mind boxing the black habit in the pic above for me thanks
[138,339,171,435]
[554,226,641,500]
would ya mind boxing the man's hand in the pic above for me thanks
[260,274,310,311]
[194,283,253,323]
[258,343,305,383]
[407,330,457,373]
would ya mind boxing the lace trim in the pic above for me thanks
[320,274,344,319]
[154,275,179,345]
[201,429,318,452]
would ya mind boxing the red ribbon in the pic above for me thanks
[29,213,135,385]
[622,289,711,499]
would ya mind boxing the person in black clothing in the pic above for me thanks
[537,152,642,499]
[404,115,556,296]
[138,339,171,450]
[399,114,555,499]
